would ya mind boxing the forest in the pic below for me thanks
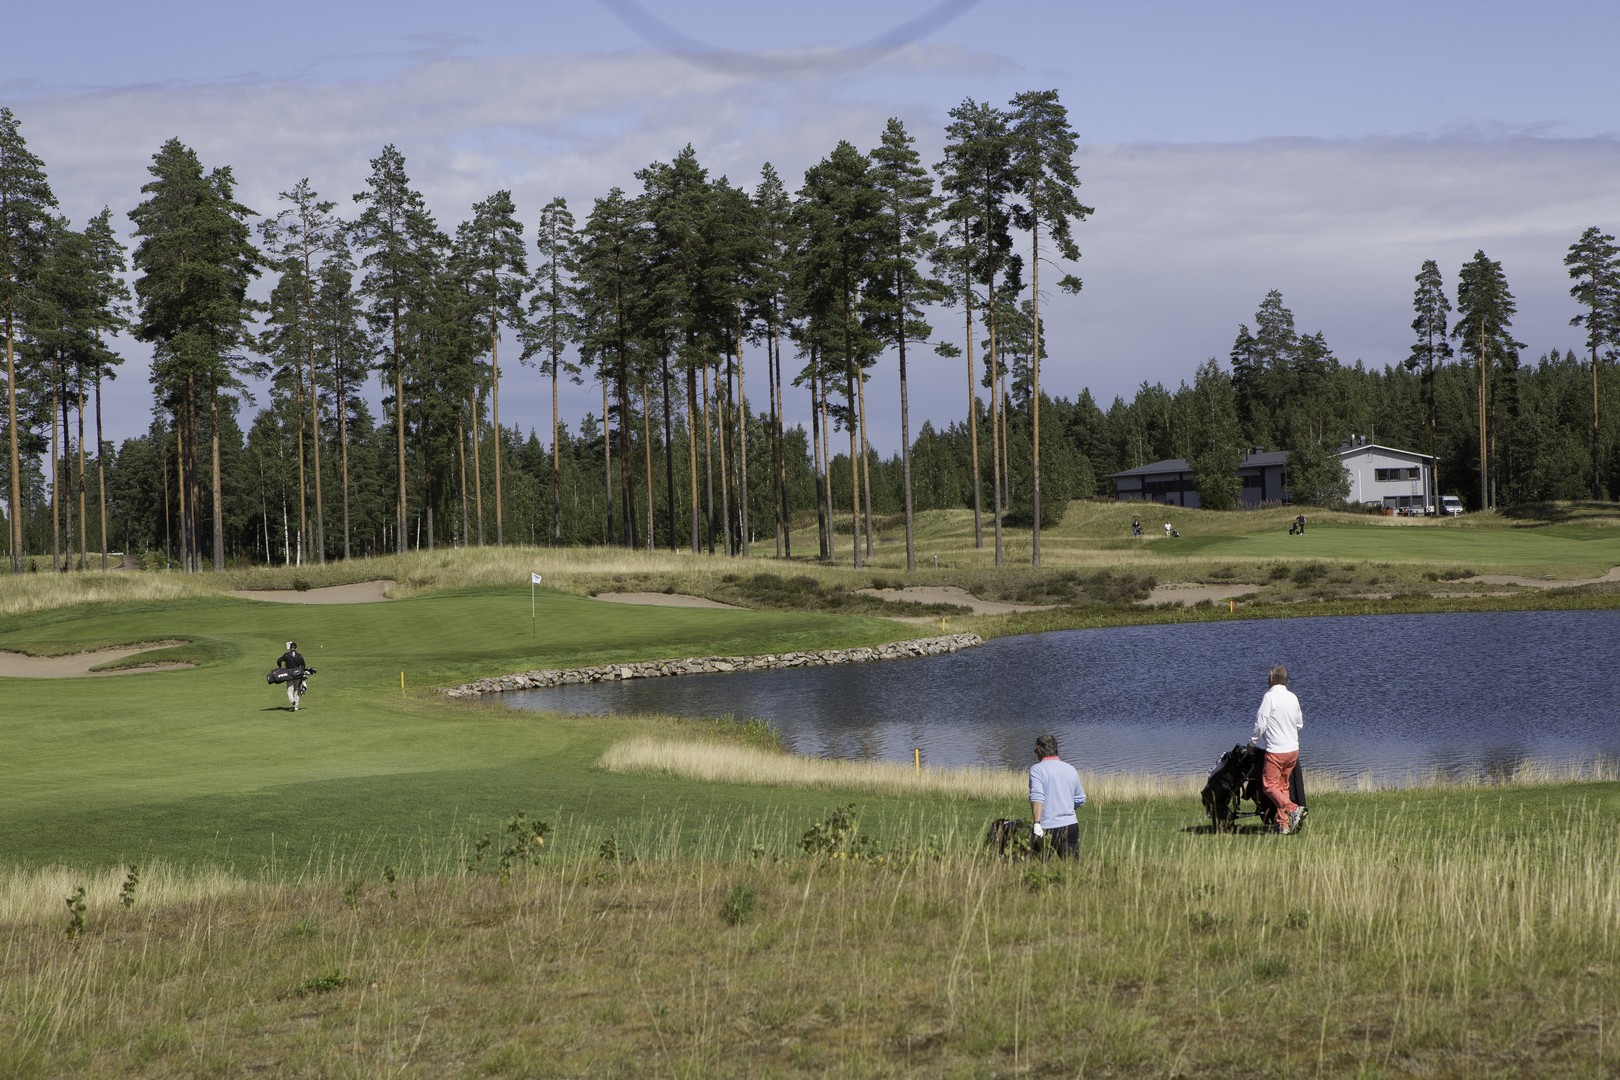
[2,96,1617,574]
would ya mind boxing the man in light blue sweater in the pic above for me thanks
[1029,733,1086,859]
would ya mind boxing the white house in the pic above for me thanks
[1336,437,1437,512]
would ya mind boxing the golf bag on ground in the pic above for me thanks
[1200,744,1306,832]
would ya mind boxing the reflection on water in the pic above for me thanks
[505,610,1620,783]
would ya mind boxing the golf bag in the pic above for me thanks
[266,666,316,685]
[985,817,1033,860]
[1200,744,1306,832]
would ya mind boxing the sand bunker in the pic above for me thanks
[593,592,739,609]
[0,642,189,678]
[232,580,392,604]
[857,585,1052,616]
[1470,566,1620,589]
[1140,583,1261,606]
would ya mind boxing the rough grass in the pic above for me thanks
[3,784,1615,1078]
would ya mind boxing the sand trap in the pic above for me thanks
[593,592,739,609]
[1470,566,1620,589]
[1141,583,1261,606]
[858,585,1052,616]
[0,642,190,678]
[232,580,393,604]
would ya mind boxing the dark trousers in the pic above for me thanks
[1037,823,1080,860]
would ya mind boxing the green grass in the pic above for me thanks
[0,586,921,868]
[1,511,1617,1076]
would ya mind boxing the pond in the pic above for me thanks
[504,610,1620,783]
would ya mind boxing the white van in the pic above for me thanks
[1440,495,1464,516]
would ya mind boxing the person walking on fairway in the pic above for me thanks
[277,641,308,711]
[1251,664,1304,833]
[1029,733,1086,859]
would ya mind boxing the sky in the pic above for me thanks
[8,0,1620,454]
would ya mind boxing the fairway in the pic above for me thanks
[0,585,920,868]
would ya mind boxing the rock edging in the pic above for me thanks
[441,633,984,698]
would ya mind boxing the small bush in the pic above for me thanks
[720,882,756,926]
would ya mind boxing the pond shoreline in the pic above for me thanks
[442,633,985,698]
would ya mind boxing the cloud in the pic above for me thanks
[10,48,1618,455]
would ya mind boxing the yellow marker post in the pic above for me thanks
[400,671,405,694]
[914,748,921,772]
[1229,599,1235,614]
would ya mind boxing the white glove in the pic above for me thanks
[1032,822,1045,838]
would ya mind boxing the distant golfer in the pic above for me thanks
[1029,733,1086,859]
[1251,664,1304,833]
[276,641,308,712]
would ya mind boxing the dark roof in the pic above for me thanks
[1109,448,1290,480]
[1110,457,1190,479]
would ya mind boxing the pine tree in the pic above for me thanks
[750,163,797,559]
[457,190,527,545]
[1564,226,1620,499]
[796,141,883,568]
[0,107,56,572]
[1453,250,1523,509]
[1406,260,1452,511]
[351,145,437,552]
[1008,89,1090,565]
[869,117,945,572]
[939,98,1021,566]
[260,179,340,562]
[129,138,261,571]
[524,197,580,546]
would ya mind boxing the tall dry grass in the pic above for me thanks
[601,736,1620,803]
[3,789,1615,1076]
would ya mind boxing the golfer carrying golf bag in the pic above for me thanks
[275,641,309,711]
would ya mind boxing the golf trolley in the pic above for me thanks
[1200,744,1306,833]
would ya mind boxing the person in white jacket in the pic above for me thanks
[1251,664,1304,833]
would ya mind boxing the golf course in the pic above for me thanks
[3,502,1617,1077]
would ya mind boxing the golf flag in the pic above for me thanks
[531,572,543,585]
[530,572,542,630]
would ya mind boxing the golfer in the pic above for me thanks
[276,641,308,712]
[1251,664,1304,833]
[1029,733,1086,859]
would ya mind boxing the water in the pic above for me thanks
[504,610,1620,782]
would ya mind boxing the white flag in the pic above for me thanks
[531,572,543,585]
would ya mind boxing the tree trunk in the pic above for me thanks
[661,352,676,552]
[963,267,983,549]
[687,364,700,554]
[1029,202,1043,567]
[702,356,716,554]
[471,390,485,545]
[987,284,1004,566]
[491,307,503,546]
[95,376,109,571]
[210,388,225,572]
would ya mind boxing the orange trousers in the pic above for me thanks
[1261,750,1300,820]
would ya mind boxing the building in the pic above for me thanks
[1108,439,1436,511]
[1335,437,1437,513]
[1109,448,1290,509]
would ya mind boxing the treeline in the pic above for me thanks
[2,101,1617,573]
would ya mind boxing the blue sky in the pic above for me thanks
[8,0,1620,451]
